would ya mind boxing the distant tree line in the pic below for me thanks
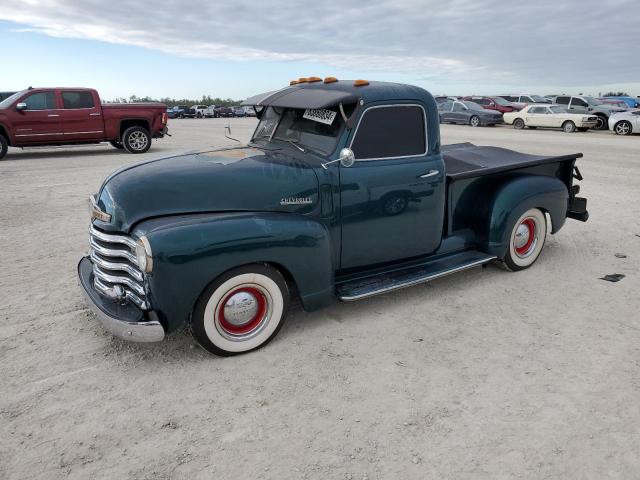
[602,91,631,97]
[104,94,243,106]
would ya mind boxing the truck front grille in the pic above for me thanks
[89,225,148,310]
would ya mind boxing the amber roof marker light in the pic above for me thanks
[297,77,309,83]
[307,76,322,83]
[324,77,338,84]
[353,79,370,87]
[290,80,299,85]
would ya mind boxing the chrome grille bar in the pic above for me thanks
[94,277,148,310]
[90,237,138,264]
[90,225,137,249]
[93,266,145,296]
[90,251,143,282]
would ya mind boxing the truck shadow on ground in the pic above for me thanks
[5,147,123,161]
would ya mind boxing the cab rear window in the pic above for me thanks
[62,91,95,109]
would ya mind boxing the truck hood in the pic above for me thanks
[95,147,319,232]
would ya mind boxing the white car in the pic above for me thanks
[192,105,210,118]
[503,105,598,133]
[608,109,640,135]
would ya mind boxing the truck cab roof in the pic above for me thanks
[242,80,435,110]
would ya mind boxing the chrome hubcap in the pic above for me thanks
[223,291,259,326]
[129,131,148,150]
[514,224,531,249]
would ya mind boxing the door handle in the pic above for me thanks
[47,114,60,117]
[419,170,439,178]
[89,113,101,116]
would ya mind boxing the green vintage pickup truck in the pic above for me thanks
[78,78,589,355]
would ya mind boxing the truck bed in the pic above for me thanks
[442,143,582,180]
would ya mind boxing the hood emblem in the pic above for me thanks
[89,195,112,222]
[280,197,313,206]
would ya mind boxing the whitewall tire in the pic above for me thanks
[192,264,289,356]
[503,208,547,271]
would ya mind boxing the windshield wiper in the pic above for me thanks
[283,139,305,152]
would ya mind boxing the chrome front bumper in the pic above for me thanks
[78,256,165,342]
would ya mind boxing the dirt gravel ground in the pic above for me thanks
[1,118,639,480]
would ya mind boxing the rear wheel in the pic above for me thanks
[191,264,290,356]
[562,120,576,133]
[109,140,124,149]
[0,135,7,160]
[513,118,525,129]
[469,115,481,127]
[122,126,151,154]
[502,208,547,271]
[614,121,632,135]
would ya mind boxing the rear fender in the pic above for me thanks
[136,212,335,333]
[484,176,568,258]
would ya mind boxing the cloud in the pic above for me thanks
[1,0,639,87]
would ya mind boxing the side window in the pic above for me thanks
[521,96,534,103]
[23,92,56,110]
[62,91,95,109]
[530,107,545,114]
[502,96,516,102]
[452,102,465,112]
[477,98,489,106]
[438,100,452,111]
[351,106,426,160]
[555,96,570,105]
[570,97,588,108]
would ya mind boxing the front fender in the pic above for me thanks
[136,212,335,333]
[485,175,568,258]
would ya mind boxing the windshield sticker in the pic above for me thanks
[303,108,337,125]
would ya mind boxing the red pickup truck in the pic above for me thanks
[0,87,168,160]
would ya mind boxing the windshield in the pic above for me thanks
[462,101,484,111]
[549,106,568,114]
[251,105,348,156]
[583,96,603,106]
[492,96,510,106]
[531,95,549,102]
[0,91,24,109]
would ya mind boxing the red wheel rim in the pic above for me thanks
[514,218,536,256]
[217,287,267,335]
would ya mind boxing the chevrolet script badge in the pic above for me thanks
[280,197,313,206]
[89,195,112,222]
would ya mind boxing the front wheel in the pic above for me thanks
[502,208,547,271]
[191,264,290,356]
[469,115,481,127]
[0,135,8,160]
[562,121,576,133]
[513,118,525,129]
[595,115,607,130]
[614,121,632,135]
[122,126,151,154]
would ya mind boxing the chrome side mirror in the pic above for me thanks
[338,148,355,167]
[16,102,27,111]
[321,148,355,170]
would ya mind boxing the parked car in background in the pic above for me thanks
[78,79,588,355]
[167,106,183,119]
[460,96,520,113]
[602,96,639,108]
[438,99,504,126]
[554,95,627,130]
[497,94,552,106]
[232,106,246,117]
[434,95,458,104]
[214,106,233,118]
[599,98,629,109]
[504,104,598,133]
[192,105,210,118]
[243,106,257,117]
[0,87,168,160]
[0,91,17,101]
[608,109,640,135]
[207,105,219,118]
[176,105,196,118]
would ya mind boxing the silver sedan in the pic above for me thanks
[608,109,640,135]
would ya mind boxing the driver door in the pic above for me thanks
[12,91,62,143]
[339,104,445,269]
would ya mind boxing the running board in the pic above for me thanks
[336,251,496,302]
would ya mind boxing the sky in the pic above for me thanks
[1,0,639,101]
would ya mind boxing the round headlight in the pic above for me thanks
[135,236,153,273]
